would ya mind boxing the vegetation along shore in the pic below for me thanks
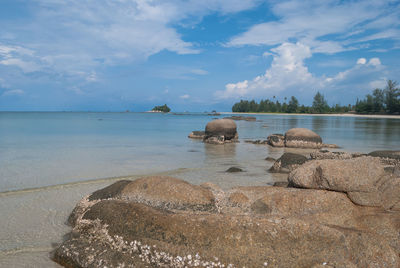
[232,80,400,115]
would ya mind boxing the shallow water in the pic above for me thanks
[0,112,399,267]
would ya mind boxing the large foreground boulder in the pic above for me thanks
[285,128,322,148]
[55,174,400,268]
[204,119,238,144]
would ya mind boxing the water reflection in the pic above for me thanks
[203,143,237,159]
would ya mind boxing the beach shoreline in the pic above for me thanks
[220,111,400,119]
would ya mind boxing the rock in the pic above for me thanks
[321,143,339,148]
[204,119,238,144]
[244,139,268,145]
[225,167,243,173]
[265,156,276,162]
[119,176,216,212]
[269,152,308,173]
[284,128,322,148]
[266,133,285,147]
[188,131,205,139]
[288,156,400,209]
[55,176,400,268]
[272,181,288,187]
[223,115,256,121]
[310,150,354,160]
[368,150,400,160]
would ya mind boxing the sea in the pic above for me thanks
[0,112,399,267]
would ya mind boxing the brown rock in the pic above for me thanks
[269,152,308,173]
[288,156,400,209]
[285,128,322,148]
[54,176,400,268]
[204,119,237,140]
[120,176,216,211]
[266,133,285,147]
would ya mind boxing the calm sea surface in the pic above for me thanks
[0,112,399,267]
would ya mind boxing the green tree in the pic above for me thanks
[286,96,299,113]
[384,80,400,114]
[372,88,384,113]
[312,92,329,113]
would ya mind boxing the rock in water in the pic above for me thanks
[284,128,322,148]
[266,133,285,147]
[204,119,238,144]
[225,167,243,173]
[269,152,308,173]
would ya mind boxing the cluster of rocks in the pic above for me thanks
[188,119,239,145]
[268,149,400,174]
[54,154,400,267]
[266,128,338,149]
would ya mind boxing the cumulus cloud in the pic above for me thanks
[216,42,316,99]
[227,0,400,54]
[357,58,367,65]
[216,42,386,100]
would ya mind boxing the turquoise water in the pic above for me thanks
[0,112,399,267]
[1,112,400,192]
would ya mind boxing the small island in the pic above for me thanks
[151,104,171,113]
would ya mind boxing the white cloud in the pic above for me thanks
[180,94,190,99]
[0,0,258,79]
[2,89,24,96]
[216,42,386,100]
[0,58,40,73]
[357,58,367,65]
[216,42,316,99]
[368,57,381,66]
[227,0,399,54]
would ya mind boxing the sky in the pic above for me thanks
[0,0,399,112]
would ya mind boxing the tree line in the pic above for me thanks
[232,80,400,115]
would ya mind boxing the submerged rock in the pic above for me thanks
[204,119,238,144]
[55,171,400,268]
[269,152,308,173]
[225,167,243,173]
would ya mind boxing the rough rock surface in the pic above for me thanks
[266,133,285,147]
[285,128,323,148]
[55,173,400,268]
[188,131,205,139]
[269,152,308,173]
[204,119,238,144]
[288,156,400,209]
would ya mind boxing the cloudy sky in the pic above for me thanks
[0,0,399,111]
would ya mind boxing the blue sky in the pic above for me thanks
[0,0,399,111]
